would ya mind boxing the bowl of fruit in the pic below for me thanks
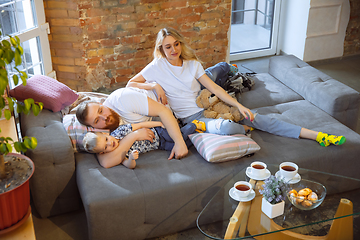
[287,179,326,210]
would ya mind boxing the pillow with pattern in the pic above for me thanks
[189,133,260,163]
[63,114,109,152]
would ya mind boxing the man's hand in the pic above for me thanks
[168,142,188,160]
[133,128,155,142]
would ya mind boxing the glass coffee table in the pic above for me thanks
[197,164,360,239]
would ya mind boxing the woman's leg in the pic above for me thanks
[240,113,302,139]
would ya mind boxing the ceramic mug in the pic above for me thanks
[234,181,252,198]
[279,162,298,180]
[247,161,267,178]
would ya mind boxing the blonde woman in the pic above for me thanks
[127,27,345,147]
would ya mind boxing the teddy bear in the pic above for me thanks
[195,89,244,122]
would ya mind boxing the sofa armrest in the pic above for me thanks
[269,55,360,131]
[20,109,81,218]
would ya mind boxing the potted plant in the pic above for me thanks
[0,31,43,232]
[259,175,290,219]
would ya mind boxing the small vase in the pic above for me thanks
[261,197,285,219]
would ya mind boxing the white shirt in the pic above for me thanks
[104,87,157,124]
[141,58,205,119]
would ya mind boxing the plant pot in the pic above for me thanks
[0,153,34,233]
[261,197,285,219]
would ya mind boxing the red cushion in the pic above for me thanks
[9,75,78,112]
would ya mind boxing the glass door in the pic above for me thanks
[230,0,281,61]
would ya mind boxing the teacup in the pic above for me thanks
[234,181,252,198]
[247,161,267,178]
[279,162,298,180]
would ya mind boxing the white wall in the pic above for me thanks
[278,0,350,61]
[278,0,310,60]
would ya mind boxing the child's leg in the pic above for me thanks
[156,123,197,151]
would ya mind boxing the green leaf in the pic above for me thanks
[30,137,37,149]
[20,74,27,85]
[15,36,20,45]
[4,109,11,120]
[14,142,22,152]
[6,97,14,112]
[18,45,24,55]
[0,97,5,109]
[0,143,8,154]
[13,74,19,85]
[24,98,34,111]
[10,37,17,47]
[5,143,12,153]
[14,49,22,66]
[0,69,7,77]
[0,59,5,68]
[39,102,44,109]
[1,39,10,47]
[24,137,32,149]
[32,103,40,116]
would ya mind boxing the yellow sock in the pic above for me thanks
[192,120,206,132]
[316,132,346,147]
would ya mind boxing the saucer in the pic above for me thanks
[229,187,255,202]
[246,167,271,181]
[275,171,301,184]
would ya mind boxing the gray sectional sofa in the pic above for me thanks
[20,55,360,240]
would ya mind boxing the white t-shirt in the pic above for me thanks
[140,58,205,119]
[104,87,157,124]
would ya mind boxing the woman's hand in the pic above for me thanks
[238,105,254,122]
[153,83,167,105]
[133,128,155,142]
[168,142,188,160]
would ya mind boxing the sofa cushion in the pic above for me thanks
[239,73,303,109]
[63,114,109,152]
[189,133,260,162]
[10,75,79,112]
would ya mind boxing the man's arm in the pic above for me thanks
[146,97,188,160]
[131,121,163,131]
[97,128,155,168]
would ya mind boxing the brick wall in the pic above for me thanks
[344,0,360,56]
[44,0,231,92]
[44,0,358,92]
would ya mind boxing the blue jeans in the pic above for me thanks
[179,63,303,139]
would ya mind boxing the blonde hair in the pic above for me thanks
[153,27,199,62]
[83,132,101,153]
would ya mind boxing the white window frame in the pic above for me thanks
[2,0,53,78]
[229,0,282,61]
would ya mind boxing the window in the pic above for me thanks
[230,0,281,61]
[0,0,52,86]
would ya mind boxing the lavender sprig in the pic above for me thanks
[260,175,290,204]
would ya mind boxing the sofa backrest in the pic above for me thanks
[269,55,360,131]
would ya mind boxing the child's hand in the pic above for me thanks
[130,150,139,160]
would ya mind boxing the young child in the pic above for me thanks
[83,120,206,169]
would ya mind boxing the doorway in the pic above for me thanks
[230,0,281,61]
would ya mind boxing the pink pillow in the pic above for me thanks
[9,75,79,112]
